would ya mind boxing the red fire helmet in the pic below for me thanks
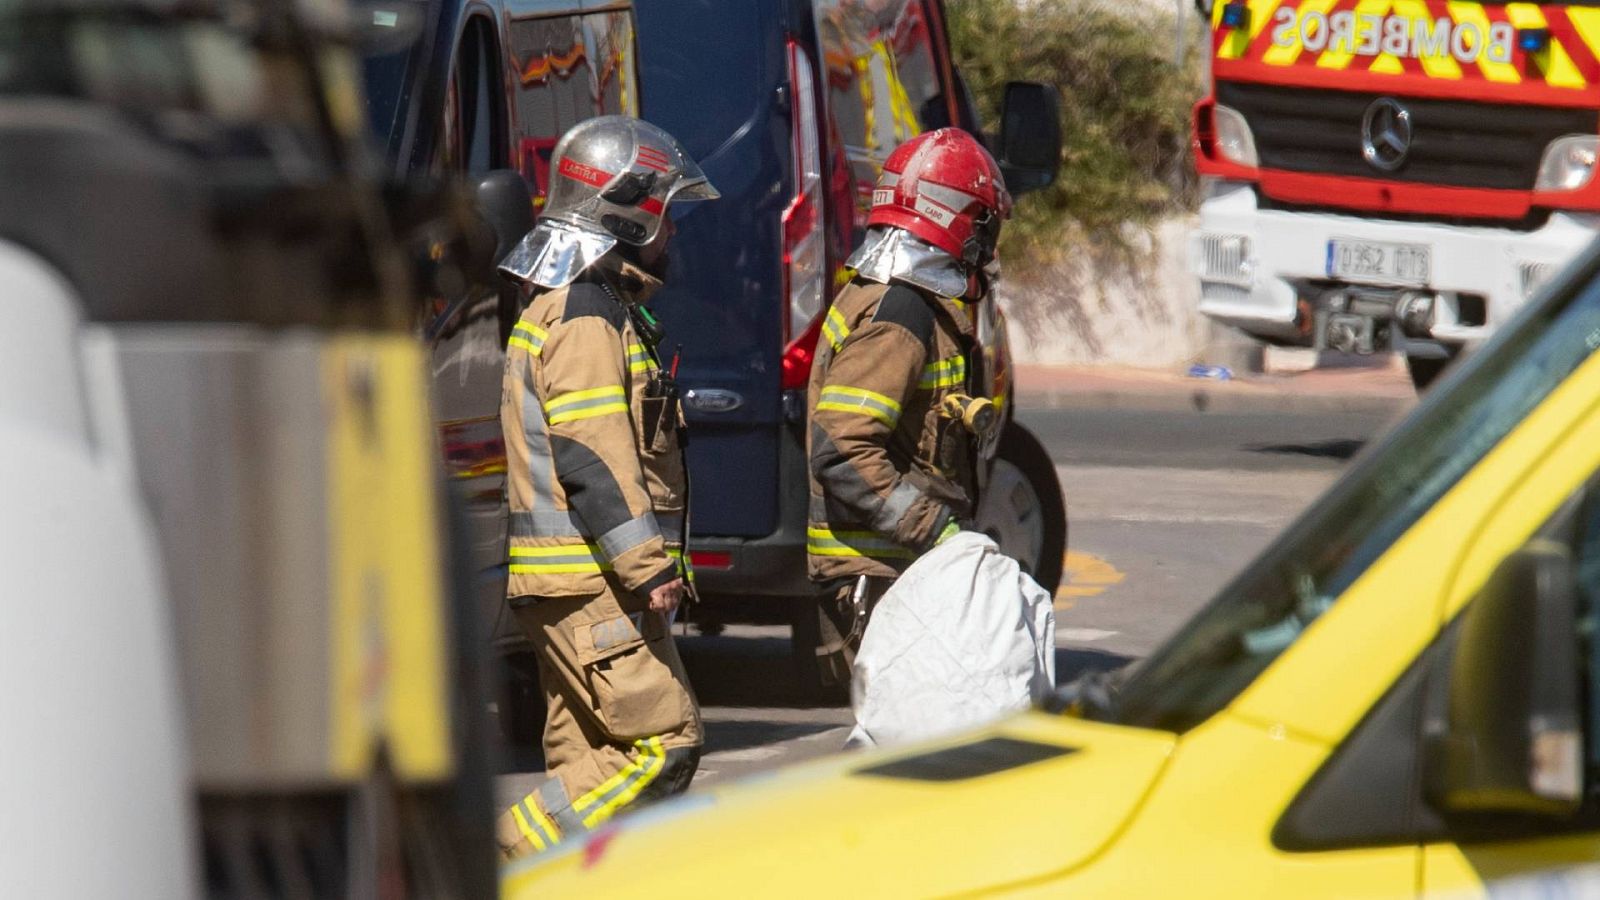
[867,128,1012,269]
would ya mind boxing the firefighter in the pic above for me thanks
[492,116,717,859]
[806,128,1012,684]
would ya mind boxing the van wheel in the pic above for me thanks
[977,422,1066,594]
[1406,353,1452,392]
[497,656,545,748]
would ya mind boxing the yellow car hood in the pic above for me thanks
[502,711,1176,899]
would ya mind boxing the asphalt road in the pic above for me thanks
[495,395,1413,810]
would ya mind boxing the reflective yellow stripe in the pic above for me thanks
[667,547,696,584]
[549,403,630,424]
[508,543,612,574]
[574,737,666,829]
[817,385,901,426]
[805,526,916,560]
[546,385,626,406]
[510,803,553,852]
[919,355,967,390]
[627,343,655,374]
[544,385,629,425]
[510,324,548,356]
[823,306,852,353]
[819,384,896,425]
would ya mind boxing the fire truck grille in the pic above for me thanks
[1217,81,1597,191]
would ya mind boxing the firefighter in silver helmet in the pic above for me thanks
[493,115,717,859]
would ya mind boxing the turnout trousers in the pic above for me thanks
[495,584,702,859]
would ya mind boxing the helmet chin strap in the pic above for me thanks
[966,266,992,301]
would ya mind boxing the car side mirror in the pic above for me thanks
[996,81,1061,195]
[1425,541,1584,817]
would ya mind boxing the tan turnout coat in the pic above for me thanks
[806,277,979,583]
[501,263,685,601]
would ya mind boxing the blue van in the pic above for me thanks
[630,1,1064,664]
[365,0,1063,718]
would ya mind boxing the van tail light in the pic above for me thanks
[780,311,823,390]
[782,37,827,382]
[688,550,733,570]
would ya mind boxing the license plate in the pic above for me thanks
[1326,239,1431,286]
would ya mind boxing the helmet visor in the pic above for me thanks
[666,153,720,202]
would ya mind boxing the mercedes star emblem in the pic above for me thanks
[1361,97,1413,173]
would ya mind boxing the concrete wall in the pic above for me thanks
[998,216,1210,367]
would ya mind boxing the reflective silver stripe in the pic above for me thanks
[522,370,557,504]
[572,739,665,825]
[816,386,901,427]
[539,778,585,837]
[544,387,628,419]
[871,481,922,533]
[596,511,662,560]
[919,355,967,389]
[823,307,852,353]
[656,511,685,543]
[805,526,916,559]
[509,509,585,538]
[509,546,607,566]
[516,799,558,846]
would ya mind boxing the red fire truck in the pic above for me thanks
[1191,0,1600,387]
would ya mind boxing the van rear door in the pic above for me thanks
[633,0,790,538]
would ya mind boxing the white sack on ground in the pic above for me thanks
[848,531,1055,748]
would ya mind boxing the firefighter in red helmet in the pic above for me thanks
[804,128,1012,684]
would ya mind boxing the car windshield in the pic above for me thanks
[1112,240,1600,733]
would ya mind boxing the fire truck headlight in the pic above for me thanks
[1535,135,1600,192]
[1213,104,1259,169]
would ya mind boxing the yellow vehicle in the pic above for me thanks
[504,238,1600,897]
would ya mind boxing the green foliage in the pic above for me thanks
[947,0,1205,268]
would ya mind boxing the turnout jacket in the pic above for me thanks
[806,277,979,582]
[502,260,685,600]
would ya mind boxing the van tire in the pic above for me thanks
[978,422,1067,595]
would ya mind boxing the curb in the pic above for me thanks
[1014,379,1418,416]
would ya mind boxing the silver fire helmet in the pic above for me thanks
[500,116,719,289]
[846,226,970,299]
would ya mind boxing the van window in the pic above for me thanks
[437,17,504,175]
[884,1,948,130]
[632,0,768,164]
[507,10,638,209]
[814,1,947,215]
[1113,249,1600,733]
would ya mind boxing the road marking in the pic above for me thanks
[1058,628,1118,642]
[1057,550,1126,604]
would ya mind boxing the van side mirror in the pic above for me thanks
[1425,541,1584,817]
[996,81,1061,195]
[471,170,536,279]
